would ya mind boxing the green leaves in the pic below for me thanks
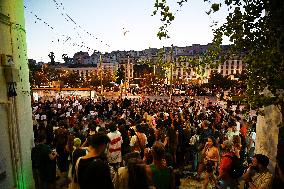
[116,66,125,84]
[152,0,284,114]
[211,3,221,12]
[152,0,175,39]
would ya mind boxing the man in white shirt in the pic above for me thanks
[226,125,240,142]
[107,122,123,171]
[248,129,256,160]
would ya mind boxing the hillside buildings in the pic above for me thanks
[32,43,246,85]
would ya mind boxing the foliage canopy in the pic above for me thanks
[153,0,284,114]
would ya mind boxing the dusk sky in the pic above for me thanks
[24,0,229,62]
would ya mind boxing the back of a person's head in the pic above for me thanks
[255,154,270,167]
[58,120,66,128]
[107,122,117,132]
[37,134,46,143]
[127,158,148,189]
[97,127,107,134]
[89,124,96,131]
[124,152,141,166]
[88,132,110,149]
[74,138,81,148]
[233,135,241,144]
[152,141,165,161]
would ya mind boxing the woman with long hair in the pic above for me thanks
[196,136,220,189]
[113,153,150,189]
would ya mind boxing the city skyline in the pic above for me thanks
[24,0,230,62]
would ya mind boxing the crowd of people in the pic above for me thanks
[30,95,281,189]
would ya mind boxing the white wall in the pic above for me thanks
[0,0,34,188]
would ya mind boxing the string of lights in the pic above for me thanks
[51,0,111,48]
[24,5,97,53]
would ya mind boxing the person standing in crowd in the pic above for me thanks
[35,134,57,189]
[113,152,150,189]
[247,126,256,162]
[31,137,42,189]
[77,132,113,189]
[146,141,175,189]
[164,123,178,165]
[69,138,86,187]
[130,124,147,158]
[54,122,69,179]
[31,93,259,189]
[242,154,273,189]
[196,136,219,189]
[218,140,238,189]
[107,122,123,171]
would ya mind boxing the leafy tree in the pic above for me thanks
[45,67,61,82]
[62,54,69,64]
[48,52,56,65]
[90,75,100,87]
[102,70,116,88]
[234,70,248,88]
[29,62,62,87]
[61,71,82,88]
[116,65,125,84]
[207,72,235,90]
[153,0,284,179]
[28,61,41,87]
[133,64,152,78]
[153,0,284,110]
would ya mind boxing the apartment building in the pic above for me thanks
[168,57,245,83]
[54,44,245,84]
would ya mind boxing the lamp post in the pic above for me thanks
[100,53,103,95]
[169,44,173,102]
[127,55,130,84]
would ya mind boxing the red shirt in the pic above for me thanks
[240,126,247,137]
[219,152,235,180]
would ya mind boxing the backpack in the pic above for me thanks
[224,154,245,179]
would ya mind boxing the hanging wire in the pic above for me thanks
[24,5,96,52]
[51,0,111,48]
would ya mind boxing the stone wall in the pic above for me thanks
[255,105,282,173]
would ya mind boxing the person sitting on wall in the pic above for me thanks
[242,154,273,189]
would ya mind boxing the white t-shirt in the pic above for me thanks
[107,131,123,163]
[40,114,47,120]
[35,114,40,120]
[189,134,199,145]
[129,133,148,150]
[226,130,240,141]
[250,131,256,148]
[236,121,241,131]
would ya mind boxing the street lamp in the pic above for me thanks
[100,53,103,95]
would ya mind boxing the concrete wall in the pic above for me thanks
[0,0,34,188]
[255,105,282,173]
